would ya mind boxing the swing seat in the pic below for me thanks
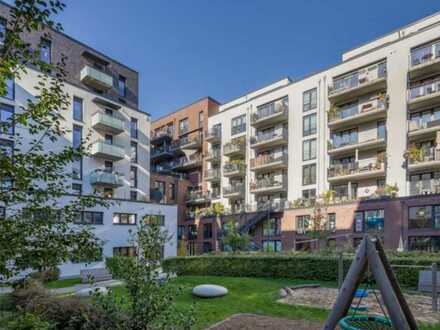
[339,315,393,330]
[354,289,369,298]
[350,303,368,312]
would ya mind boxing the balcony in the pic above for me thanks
[224,141,246,157]
[408,119,440,141]
[328,62,387,104]
[90,141,125,161]
[251,199,289,212]
[250,154,288,172]
[209,188,221,200]
[205,169,221,182]
[410,179,440,196]
[205,128,221,143]
[407,148,440,172]
[408,78,440,111]
[250,176,287,194]
[80,65,113,91]
[172,154,202,171]
[328,97,387,130]
[223,162,246,177]
[186,190,210,205]
[250,129,288,149]
[153,163,173,174]
[223,184,245,199]
[89,169,124,188]
[251,101,288,128]
[328,137,386,156]
[409,42,440,80]
[327,161,385,183]
[151,128,173,144]
[179,135,202,149]
[91,112,124,135]
[205,149,221,163]
[151,146,174,161]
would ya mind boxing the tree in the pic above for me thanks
[222,221,251,252]
[96,215,195,329]
[0,0,107,279]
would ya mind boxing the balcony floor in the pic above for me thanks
[328,168,385,183]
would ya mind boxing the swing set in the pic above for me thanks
[324,235,418,330]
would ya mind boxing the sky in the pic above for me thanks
[23,1,440,119]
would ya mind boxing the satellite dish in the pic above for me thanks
[150,189,163,203]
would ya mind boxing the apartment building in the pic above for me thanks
[150,97,219,254]
[201,11,440,253]
[0,2,177,277]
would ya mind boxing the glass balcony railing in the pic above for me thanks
[251,129,287,146]
[408,118,440,132]
[409,78,440,100]
[89,169,124,187]
[250,176,287,191]
[252,99,288,123]
[329,62,386,96]
[206,127,221,141]
[205,169,221,181]
[410,42,440,68]
[410,179,440,195]
[327,161,385,178]
[250,154,287,169]
[152,128,173,141]
[224,142,245,155]
[223,184,245,196]
[408,147,440,165]
[329,97,386,122]
[91,112,125,133]
[252,199,288,212]
[206,149,221,160]
[151,146,173,158]
[173,154,202,169]
[90,141,125,160]
[80,65,113,91]
[231,124,246,135]
[223,162,246,175]
[186,190,209,203]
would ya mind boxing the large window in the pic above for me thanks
[130,118,138,139]
[303,88,317,112]
[144,214,165,226]
[113,246,137,257]
[263,218,280,236]
[113,213,136,225]
[188,225,197,240]
[302,164,316,185]
[39,38,51,64]
[328,213,336,231]
[169,182,176,200]
[179,118,189,135]
[131,141,138,163]
[130,166,137,188]
[198,111,204,128]
[409,205,440,229]
[4,78,14,100]
[262,240,282,252]
[354,209,385,233]
[118,75,127,98]
[377,120,386,139]
[72,125,82,180]
[231,114,246,135]
[296,215,310,232]
[75,211,103,225]
[302,189,316,200]
[0,103,14,135]
[73,97,83,122]
[331,128,358,148]
[203,223,212,239]
[0,18,6,45]
[303,139,316,161]
[408,236,440,252]
[303,113,316,136]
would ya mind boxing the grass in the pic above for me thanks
[45,277,81,289]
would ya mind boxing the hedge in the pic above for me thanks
[162,254,440,288]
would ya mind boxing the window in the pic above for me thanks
[409,205,440,229]
[377,120,386,139]
[302,164,316,185]
[105,108,113,116]
[4,78,14,100]
[199,111,204,127]
[331,128,358,148]
[73,97,83,122]
[303,88,317,112]
[0,18,6,45]
[118,75,126,98]
[354,212,364,233]
[169,183,176,200]
[105,134,113,145]
[144,214,165,226]
[408,236,440,252]
[188,225,197,240]
[103,188,113,198]
[72,126,82,180]
[104,161,113,172]
[131,141,137,163]
[130,166,137,188]
[231,114,246,135]
[203,223,212,239]
[154,181,166,203]
[178,225,185,240]
[130,118,138,139]
[113,213,137,225]
[72,183,82,195]
[113,246,137,257]
[303,113,316,136]
[303,139,317,161]
[39,38,51,64]
[328,213,336,231]
[179,118,189,135]
[263,218,280,236]
[262,240,282,252]
[354,209,385,233]
[75,211,103,225]
[73,125,82,149]
[296,215,310,233]
[0,206,4,219]
[302,189,316,200]
[130,191,137,201]
[0,139,13,156]
[0,103,14,135]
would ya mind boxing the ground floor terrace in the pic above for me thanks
[178,194,440,255]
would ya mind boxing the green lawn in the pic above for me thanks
[45,277,81,289]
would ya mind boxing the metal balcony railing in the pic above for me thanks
[409,78,440,100]
[327,161,384,178]
[251,129,288,145]
[250,154,287,169]
[410,42,440,68]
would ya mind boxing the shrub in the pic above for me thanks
[11,280,49,310]
[28,268,60,283]
[163,254,440,288]
[6,313,54,330]
[105,256,135,279]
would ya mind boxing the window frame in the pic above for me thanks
[0,103,14,135]
[231,114,246,136]
[113,213,137,225]
[303,113,317,136]
[73,96,83,122]
[303,88,317,112]
[302,163,317,186]
[39,38,52,64]
[118,75,127,98]
[302,138,317,161]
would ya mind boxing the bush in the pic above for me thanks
[28,268,60,283]
[163,254,440,288]
[6,313,54,330]
[11,280,49,310]
[105,256,135,279]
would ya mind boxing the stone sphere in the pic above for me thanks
[192,284,228,298]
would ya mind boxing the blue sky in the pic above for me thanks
[30,1,440,118]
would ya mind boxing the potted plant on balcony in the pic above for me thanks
[383,183,399,198]
[404,145,424,163]
[327,105,338,120]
